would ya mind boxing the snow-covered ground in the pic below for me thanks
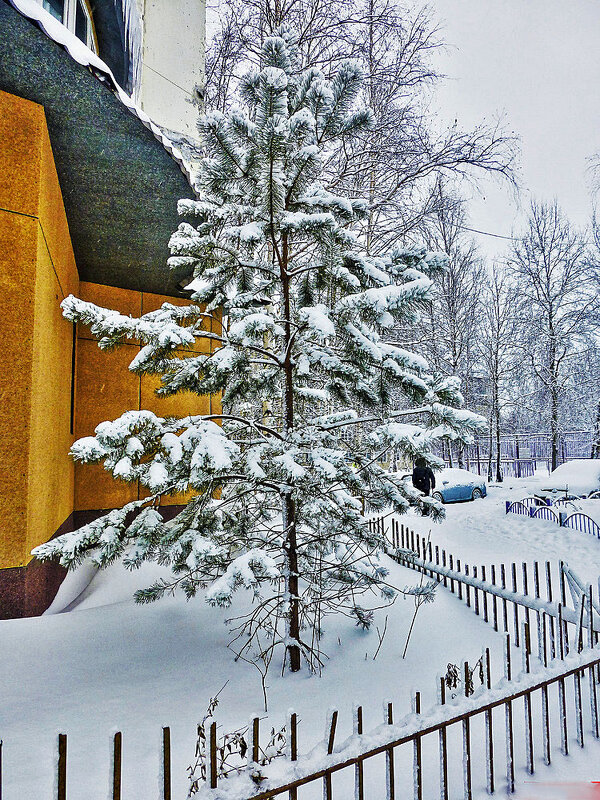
[406,472,600,588]
[2,472,600,798]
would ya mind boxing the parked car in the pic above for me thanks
[540,459,600,499]
[397,467,487,503]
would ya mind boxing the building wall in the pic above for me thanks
[0,90,78,571]
[0,90,216,617]
[74,283,214,511]
[137,0,206,137]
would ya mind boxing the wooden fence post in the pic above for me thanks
[323,709,338,800]
[575,667,584,748]
[438,678,448,800]
[457,559,463,600]
[522,563,531,632]
[57,734,67,800]
[540,614,551,766]
[500,564,509,634]
[289,711,298,800]
[462,663,472,800]
[511,563,519,647]
[412,692,422,800]
[473,566,480,616]
[504,635,515,794]
[112,731,122,800]
[441,550,447,587]
[210,721,218,789]
[384,702,395,800]
[484,648,494,794]
[545,561,553,603]
[481,566,489,623]
[465,565,471,608]
[588,586,595,648]
[162,727,171,800]
[449,554,455,594]
[354,706,364,800]
[522,623,534,775]
[590,661,599,740]
[491,565,498,631]
[556,609,569,756]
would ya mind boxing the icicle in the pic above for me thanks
[116,0,142,94]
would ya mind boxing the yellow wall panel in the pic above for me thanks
[79,282,142,326]
[0,213,37,568]
[74,338,140,435]
[140,369,211,418]
[0,90,44,218]
[0,91,78,569]
[26,229,76,555]
[37,119,78,298]
[73,338,139,511]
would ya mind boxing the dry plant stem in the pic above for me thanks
[372,614,388,660]
[402,531,434,659]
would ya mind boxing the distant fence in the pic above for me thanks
[448,431,596,471]
[444,458,536,479]
[506,498,600,539]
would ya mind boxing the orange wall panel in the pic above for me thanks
[0,91,78,569]
[26,229,77,556]
[74,289,218,512]
[0,90,44,218]
[73,339,140,511]
[0,213,37,568]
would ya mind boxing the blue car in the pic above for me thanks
[431,468,487,503]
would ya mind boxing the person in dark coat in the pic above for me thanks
[412,457,436,497]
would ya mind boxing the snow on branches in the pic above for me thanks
[35,27,484,674]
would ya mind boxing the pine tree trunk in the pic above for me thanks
[280,233,301,672]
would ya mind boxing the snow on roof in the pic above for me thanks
[7,0,193,188]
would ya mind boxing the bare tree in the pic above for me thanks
[478,267,519,481]
[507,201,596,471]
[205,0,517,245]
[417,184,486,467]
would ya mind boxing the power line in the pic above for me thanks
[457,224,516,242]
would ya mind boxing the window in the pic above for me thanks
[74,0,93,48]
[38,0,97,52]
[42,0,64,22]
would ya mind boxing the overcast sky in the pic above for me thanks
[430,0,600,259]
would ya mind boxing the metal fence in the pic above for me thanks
[506,498,600,539]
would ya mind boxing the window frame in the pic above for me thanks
[39,0,98,53]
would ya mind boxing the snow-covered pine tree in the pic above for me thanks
[34,28,484,673]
